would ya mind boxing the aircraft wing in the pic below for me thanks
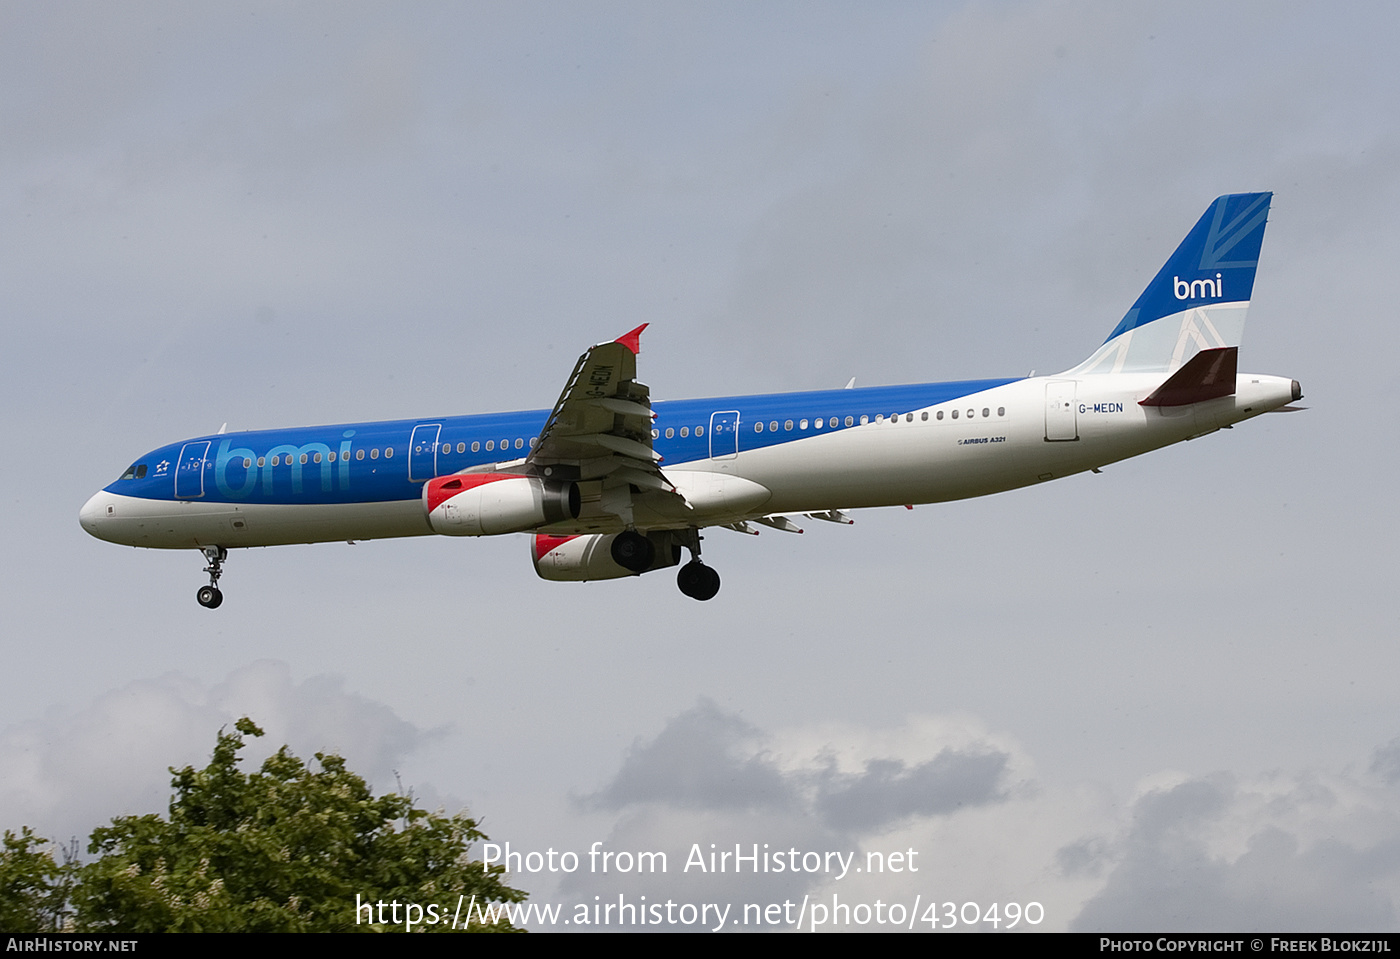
[525,325,682,527]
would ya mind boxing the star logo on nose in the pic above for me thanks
[155,460,169,475]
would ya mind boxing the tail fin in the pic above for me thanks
[1069,193,1272,375]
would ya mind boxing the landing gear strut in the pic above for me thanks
[675,530,720,601]
[197,546,227,608]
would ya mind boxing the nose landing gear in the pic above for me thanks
[197,546,227,608]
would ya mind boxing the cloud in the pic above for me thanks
[586,700,1017,831]
[590,699,796,813]
[0,660,430,845]
[1070,771,1400,932]
[555,702,1400,932]
[814,749,1010,832]
[557,701,1021,927]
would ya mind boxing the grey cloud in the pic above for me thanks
[588,699,796,813]
[1371,738,1400,786]
[586,700,1014,830]
[567,702,1019,924]
[1070,775,1400,932]
[813,749,1010,832]
[0,661,429,844]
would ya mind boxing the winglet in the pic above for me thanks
[615,323,648,354]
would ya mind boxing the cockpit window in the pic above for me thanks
[119,464,149,481]
[120,466,135,480]
[136,464,147,479]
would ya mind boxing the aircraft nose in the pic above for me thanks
[79,491,111,538]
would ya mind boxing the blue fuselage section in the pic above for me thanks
[106,379,1020,506]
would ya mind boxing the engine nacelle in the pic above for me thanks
[425,473,580,536]
[532,531,682,581]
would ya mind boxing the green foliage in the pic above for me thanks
[4,720,526,932]
[0,827,70,931]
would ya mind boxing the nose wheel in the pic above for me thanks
[197,546,227,608]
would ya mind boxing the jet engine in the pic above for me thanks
[531,531,682,581]
[424,473,580,536]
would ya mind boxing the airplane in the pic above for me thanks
[80,193,1301,607]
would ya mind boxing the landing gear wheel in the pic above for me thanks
[677,561,720,601]
[197,546,228,608]
[611,530,655,573]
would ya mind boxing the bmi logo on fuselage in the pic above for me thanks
[1174,274,1223,300]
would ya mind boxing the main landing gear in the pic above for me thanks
[611,528,721,601]
[677,561,720,601]
[675,529,720,602]
[196,546,227,609]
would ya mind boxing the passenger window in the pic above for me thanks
[755,422,764,433]
[860,415,868,425]
[529,437,537,448]
[680,427,689,438]
[515,438,523,449]
[472,441,480,452]
[845,416,854,427]
[356,450,364,460]
[875,414,883,424]
[486,440,494,451]
[920,412,927,421]
[951,410,958,419]
[300,454,309,465]
[784,420,793,431]
[369,449,378,460]
[243,458,252,468]
[769,421,778,432]
[998,407,1005,416]
[313,453,322,464]
[695,426,704,436]
[983,408,990,418]
[800,419,809,429]
[384,448,393,458]
[666,428,675,439]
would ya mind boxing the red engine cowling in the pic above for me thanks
[531,531,682,581]
[424,473,579,536]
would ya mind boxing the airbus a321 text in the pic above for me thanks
[81,194,1301,606]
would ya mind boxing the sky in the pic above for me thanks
[2,0,1398,932]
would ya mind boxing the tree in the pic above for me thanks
[5,718,526,932]
[0,827,71,931]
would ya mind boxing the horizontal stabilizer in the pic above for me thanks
[1139,347,1237,407]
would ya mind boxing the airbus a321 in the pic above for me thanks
[80,193,1301,606]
